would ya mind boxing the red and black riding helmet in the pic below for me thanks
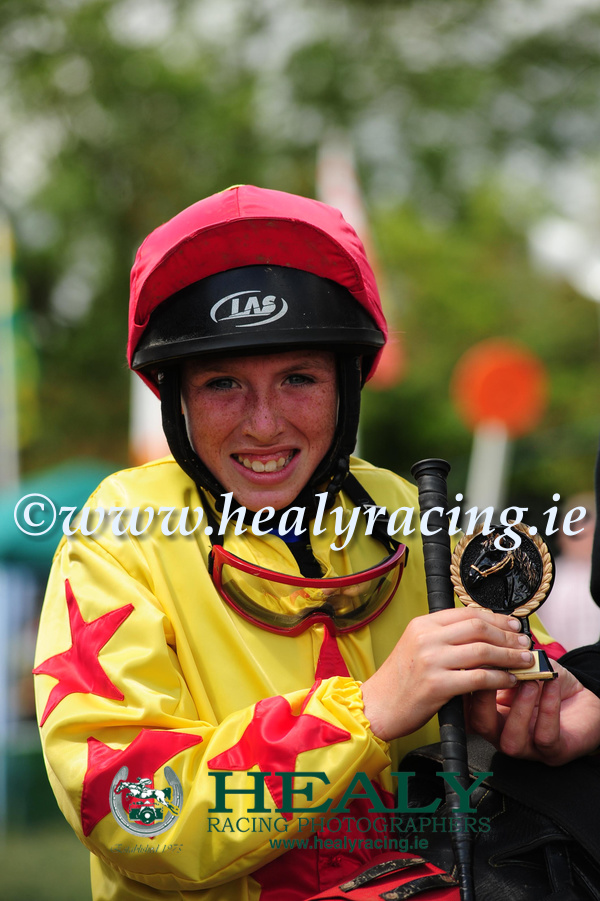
[128,185,387,512]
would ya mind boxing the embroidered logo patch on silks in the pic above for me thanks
[110,767,183,837]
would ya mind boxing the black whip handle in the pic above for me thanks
[411,458,475,901]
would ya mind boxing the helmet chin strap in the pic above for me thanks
[157,367,224,501]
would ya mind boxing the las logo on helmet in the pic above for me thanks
[210,290,288,327]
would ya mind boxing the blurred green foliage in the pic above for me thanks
[362,192,600,515]
[0,0,598,507]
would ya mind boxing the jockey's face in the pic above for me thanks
[182,350,337,511]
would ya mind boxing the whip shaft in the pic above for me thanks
[411,458,475,901]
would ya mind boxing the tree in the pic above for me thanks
[0,0,599,501]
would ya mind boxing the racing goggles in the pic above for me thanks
[209,542,408,635]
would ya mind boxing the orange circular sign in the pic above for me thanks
[451,339,548,437]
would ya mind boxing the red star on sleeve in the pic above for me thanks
[208,692,351,818]
[33,579,134,725]
[82,729,203,835]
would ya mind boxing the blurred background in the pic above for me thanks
[1,0,600,896]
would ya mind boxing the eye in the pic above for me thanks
[285,373,315,386]
[205,377,238,391]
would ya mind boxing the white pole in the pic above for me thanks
[129,372,169,466]
[464,421,511,516]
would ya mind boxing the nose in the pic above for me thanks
[241,389,284,442]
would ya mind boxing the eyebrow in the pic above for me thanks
[277,356,334,372]
[185,355,334,376]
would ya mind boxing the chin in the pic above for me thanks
[229,481,303,514]
[240,492,298,513]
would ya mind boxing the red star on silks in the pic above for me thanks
[33,579,134,726]
[208,693,351,819]
[81,729,203,836]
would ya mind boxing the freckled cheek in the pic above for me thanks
[284,389,337,441]
[186,399,240,457]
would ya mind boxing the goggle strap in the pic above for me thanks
[285,535,324,579]
[202,498,222,547]
[342,472,400,556]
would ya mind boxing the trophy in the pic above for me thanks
[450,523,557,680]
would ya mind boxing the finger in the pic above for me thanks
[435,617,532,652]
[430,607,523,634]
[411,661,518,709]
[499,681,542,757]
[530,679,562,756]
[450,667,518,697]
[496,686,519,706]
[467,689,505,741]
[444,642,536,673]
[422,612,532,664]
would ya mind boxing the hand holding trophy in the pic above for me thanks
[450,523,557,680]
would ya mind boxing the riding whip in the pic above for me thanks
[411,458,475,901]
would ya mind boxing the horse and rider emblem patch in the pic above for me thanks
[109,766,183,836]
[450,523,557,680]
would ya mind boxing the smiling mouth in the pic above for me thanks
[233,451,296,473]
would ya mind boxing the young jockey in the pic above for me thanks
[34,186,600,900]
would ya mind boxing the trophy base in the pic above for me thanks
[510,649,557,681]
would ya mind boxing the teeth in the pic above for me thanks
[238,453,293,472]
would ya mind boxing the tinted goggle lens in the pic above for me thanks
[210,542,408,635]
